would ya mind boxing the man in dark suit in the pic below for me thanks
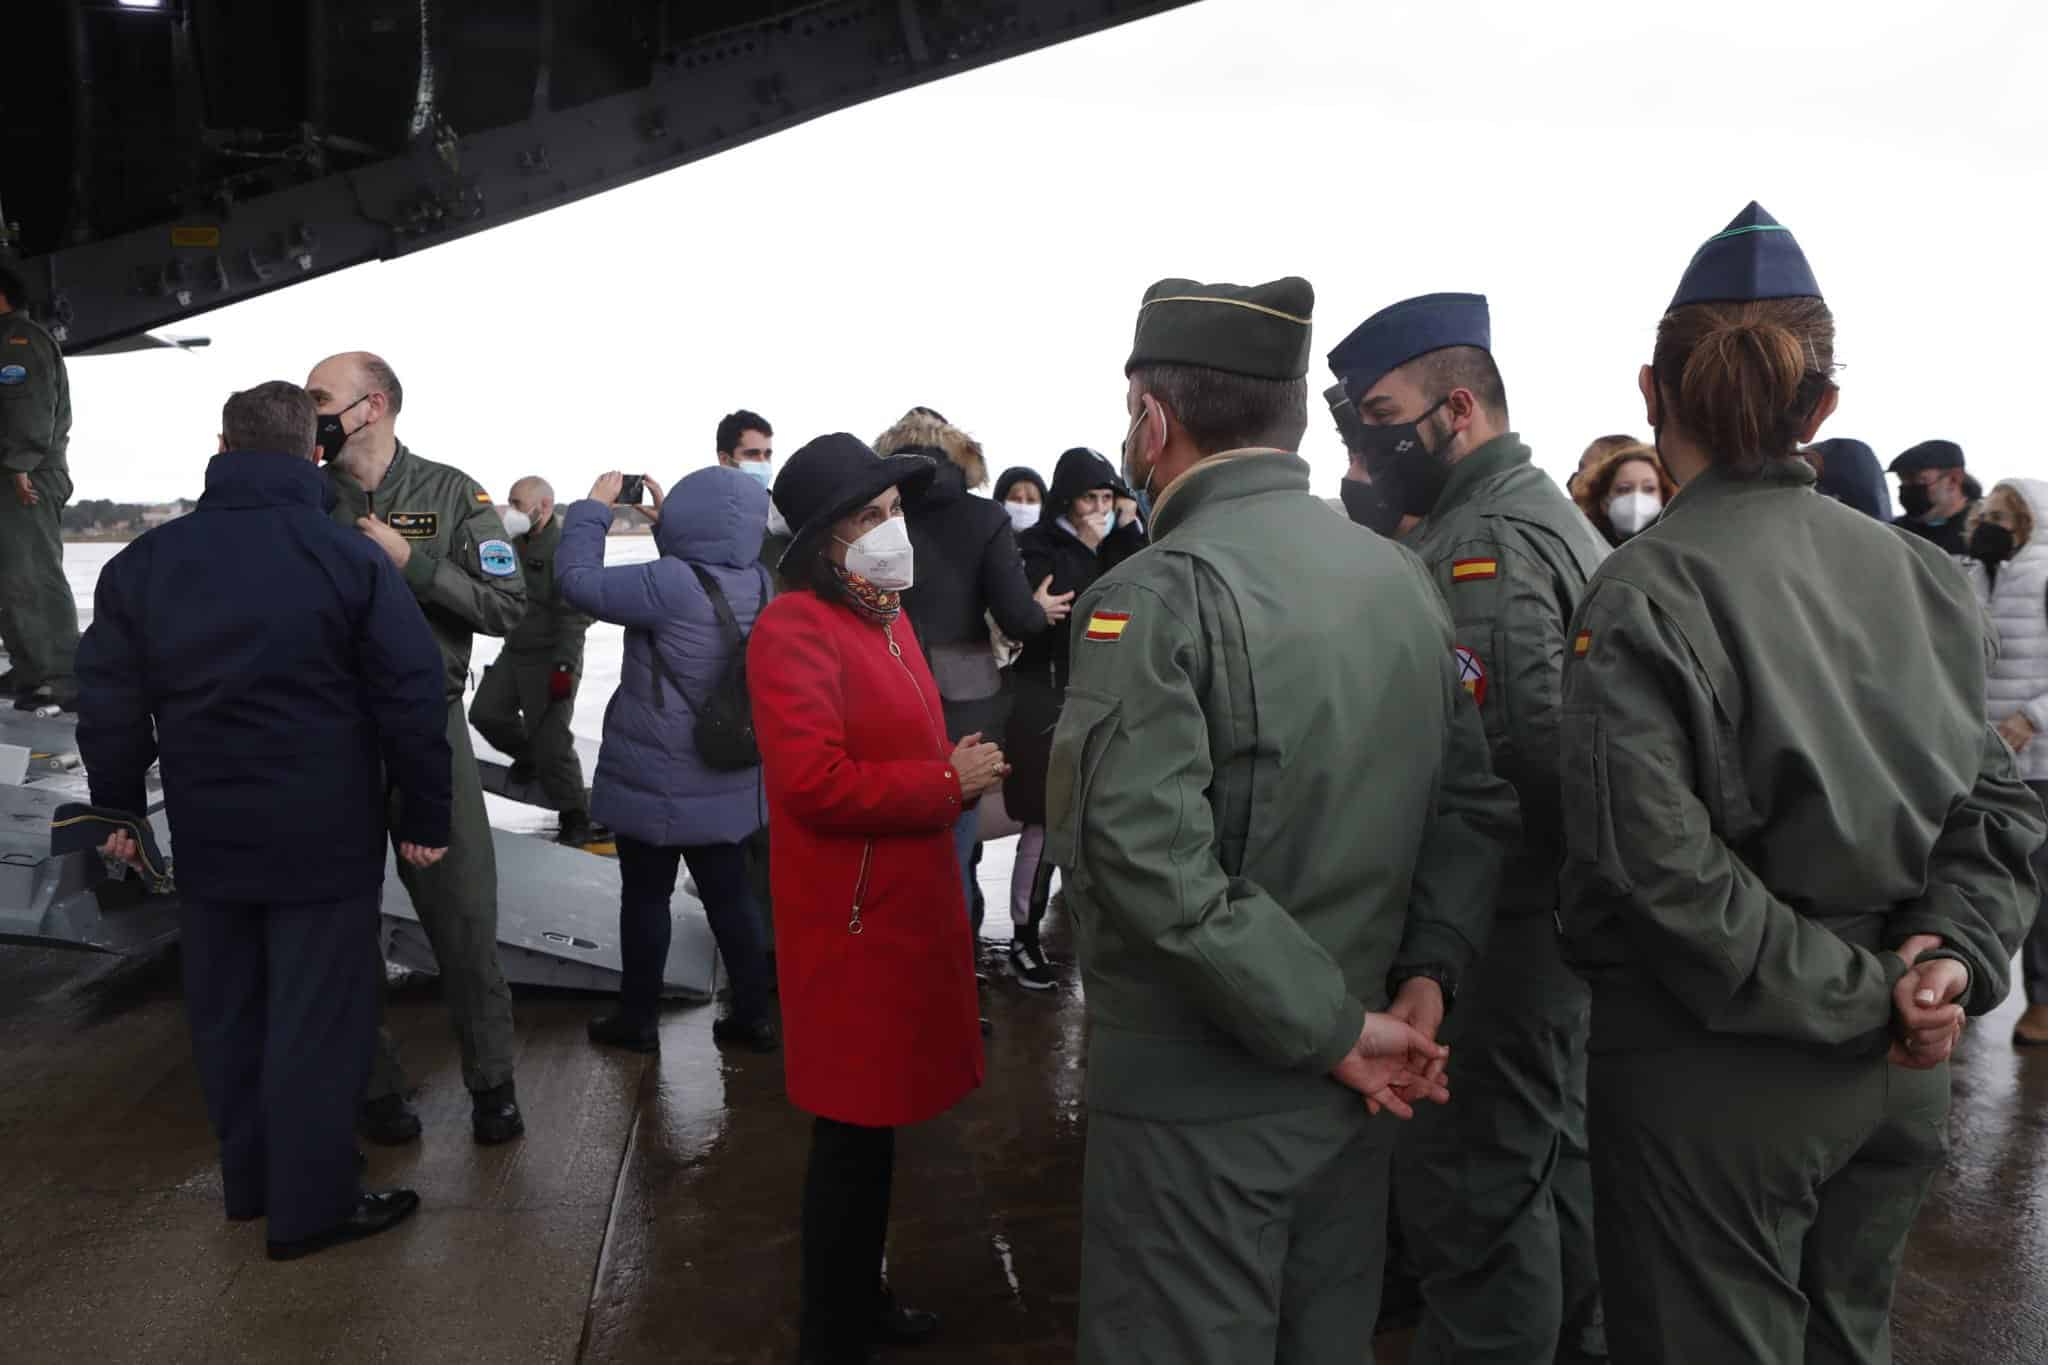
[77,381,452,1261]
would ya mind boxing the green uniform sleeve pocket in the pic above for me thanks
[1561,707,1629,892]
[1043,687,1121,875]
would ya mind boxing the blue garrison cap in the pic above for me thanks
[1326,293,1490,403]
[1669,202,1823,310]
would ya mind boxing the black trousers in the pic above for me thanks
[615,835,771,1028]
[180,893,378,1242]
[801,1116,896,1362]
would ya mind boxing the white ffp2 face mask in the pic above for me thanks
[1091,510,1114,539]
[1005,501,1041,534]
[838,514,916,590]
[1607,490,1663,538]
[500,507,533,538]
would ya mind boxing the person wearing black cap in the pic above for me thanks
[1327,291,1611,1363]
[1325,381,1419,539]
[1002,447,1148,989]
[749,434,1002,1364]
[1050,277,1518,1363]
[993,465,1048,535]
[1558,203,2042,1364]
[1889,438,1977,556]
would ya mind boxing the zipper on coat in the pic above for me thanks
[883,623,944,748]
[847,625,944,937]
[848,840,874,935]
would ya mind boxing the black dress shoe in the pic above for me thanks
[358,1093,422,1146]
[711,1014,780,1054]
[588,1013,660,1053]
[267,1188,420,1262]
[471,1082,525,1145]
[872,1291,939,1346]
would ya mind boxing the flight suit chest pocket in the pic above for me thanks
[1560,706,1629,891]
[1043,687,1121,877]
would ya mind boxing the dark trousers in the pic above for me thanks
[180,893,378,1243]
[615,835,771,1028]
[800,1116,896,1362]
[2023,781,2048,1006]
[470,657,587,815]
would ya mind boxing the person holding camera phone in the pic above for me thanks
[557,466,779,1055]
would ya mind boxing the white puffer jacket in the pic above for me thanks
[1974,478,2048,782]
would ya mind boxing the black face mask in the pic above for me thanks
[1353,397,1452,517]
[1898,481,1934,520]
[315,395,370,463]
[1339,477,1402,537]
[1969,522,2016,565]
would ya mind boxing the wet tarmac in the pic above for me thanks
[3,862,2046,1364]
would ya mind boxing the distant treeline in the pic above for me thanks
[64,498,195,534]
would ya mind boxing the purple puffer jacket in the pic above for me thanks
[557,466,770,847]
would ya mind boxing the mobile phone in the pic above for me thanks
[618,474,646,505]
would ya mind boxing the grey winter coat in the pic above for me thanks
[557,466,771,847]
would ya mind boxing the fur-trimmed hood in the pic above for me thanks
[874,407,988,491]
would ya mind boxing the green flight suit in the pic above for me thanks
[328,443,528,1097]
[1047,451,1519,1365]
[469,516,591,816]
[1397,434,1610,1364]
[1559,456,2044,1365]
[0,309,79,693]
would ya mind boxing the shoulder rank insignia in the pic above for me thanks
[1455,645,1488,704]
[1084,611,1131,642]
[1451,557,1498,583]
[1574,629,1592,657]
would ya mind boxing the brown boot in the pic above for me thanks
[2013,1004,2048,1047]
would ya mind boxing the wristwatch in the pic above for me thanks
[1393,964,1458,1013]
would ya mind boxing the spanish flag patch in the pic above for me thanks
[475,490,494,504]
[1574,630,1592,657]
[1084,611,1131,642]
[1451,558,1499,583]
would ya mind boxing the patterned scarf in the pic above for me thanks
[831,564,902,626]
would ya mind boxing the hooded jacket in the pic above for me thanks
[1808,438,1894,521]
[1013,447,1148,682]
[1972,478,2048,783]
[876,409,1047,714]
[556,467,770,846]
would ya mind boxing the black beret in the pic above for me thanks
[1126,276,1314,381]
[1887,439,1965,475]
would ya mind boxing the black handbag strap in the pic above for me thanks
[644,563,764,713]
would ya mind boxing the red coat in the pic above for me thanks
[748,589,984,1127]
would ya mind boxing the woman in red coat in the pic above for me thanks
[748,433,1004,1365]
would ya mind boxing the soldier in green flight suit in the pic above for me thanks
[1050,276,1521,1365]
[1561,203,2043,1365]
[306,350,530,1148]
[1328,292,1611,1364]
[469,476,594,845]
[0,262,81,712]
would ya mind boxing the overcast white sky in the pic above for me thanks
[67,0,2048,505]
